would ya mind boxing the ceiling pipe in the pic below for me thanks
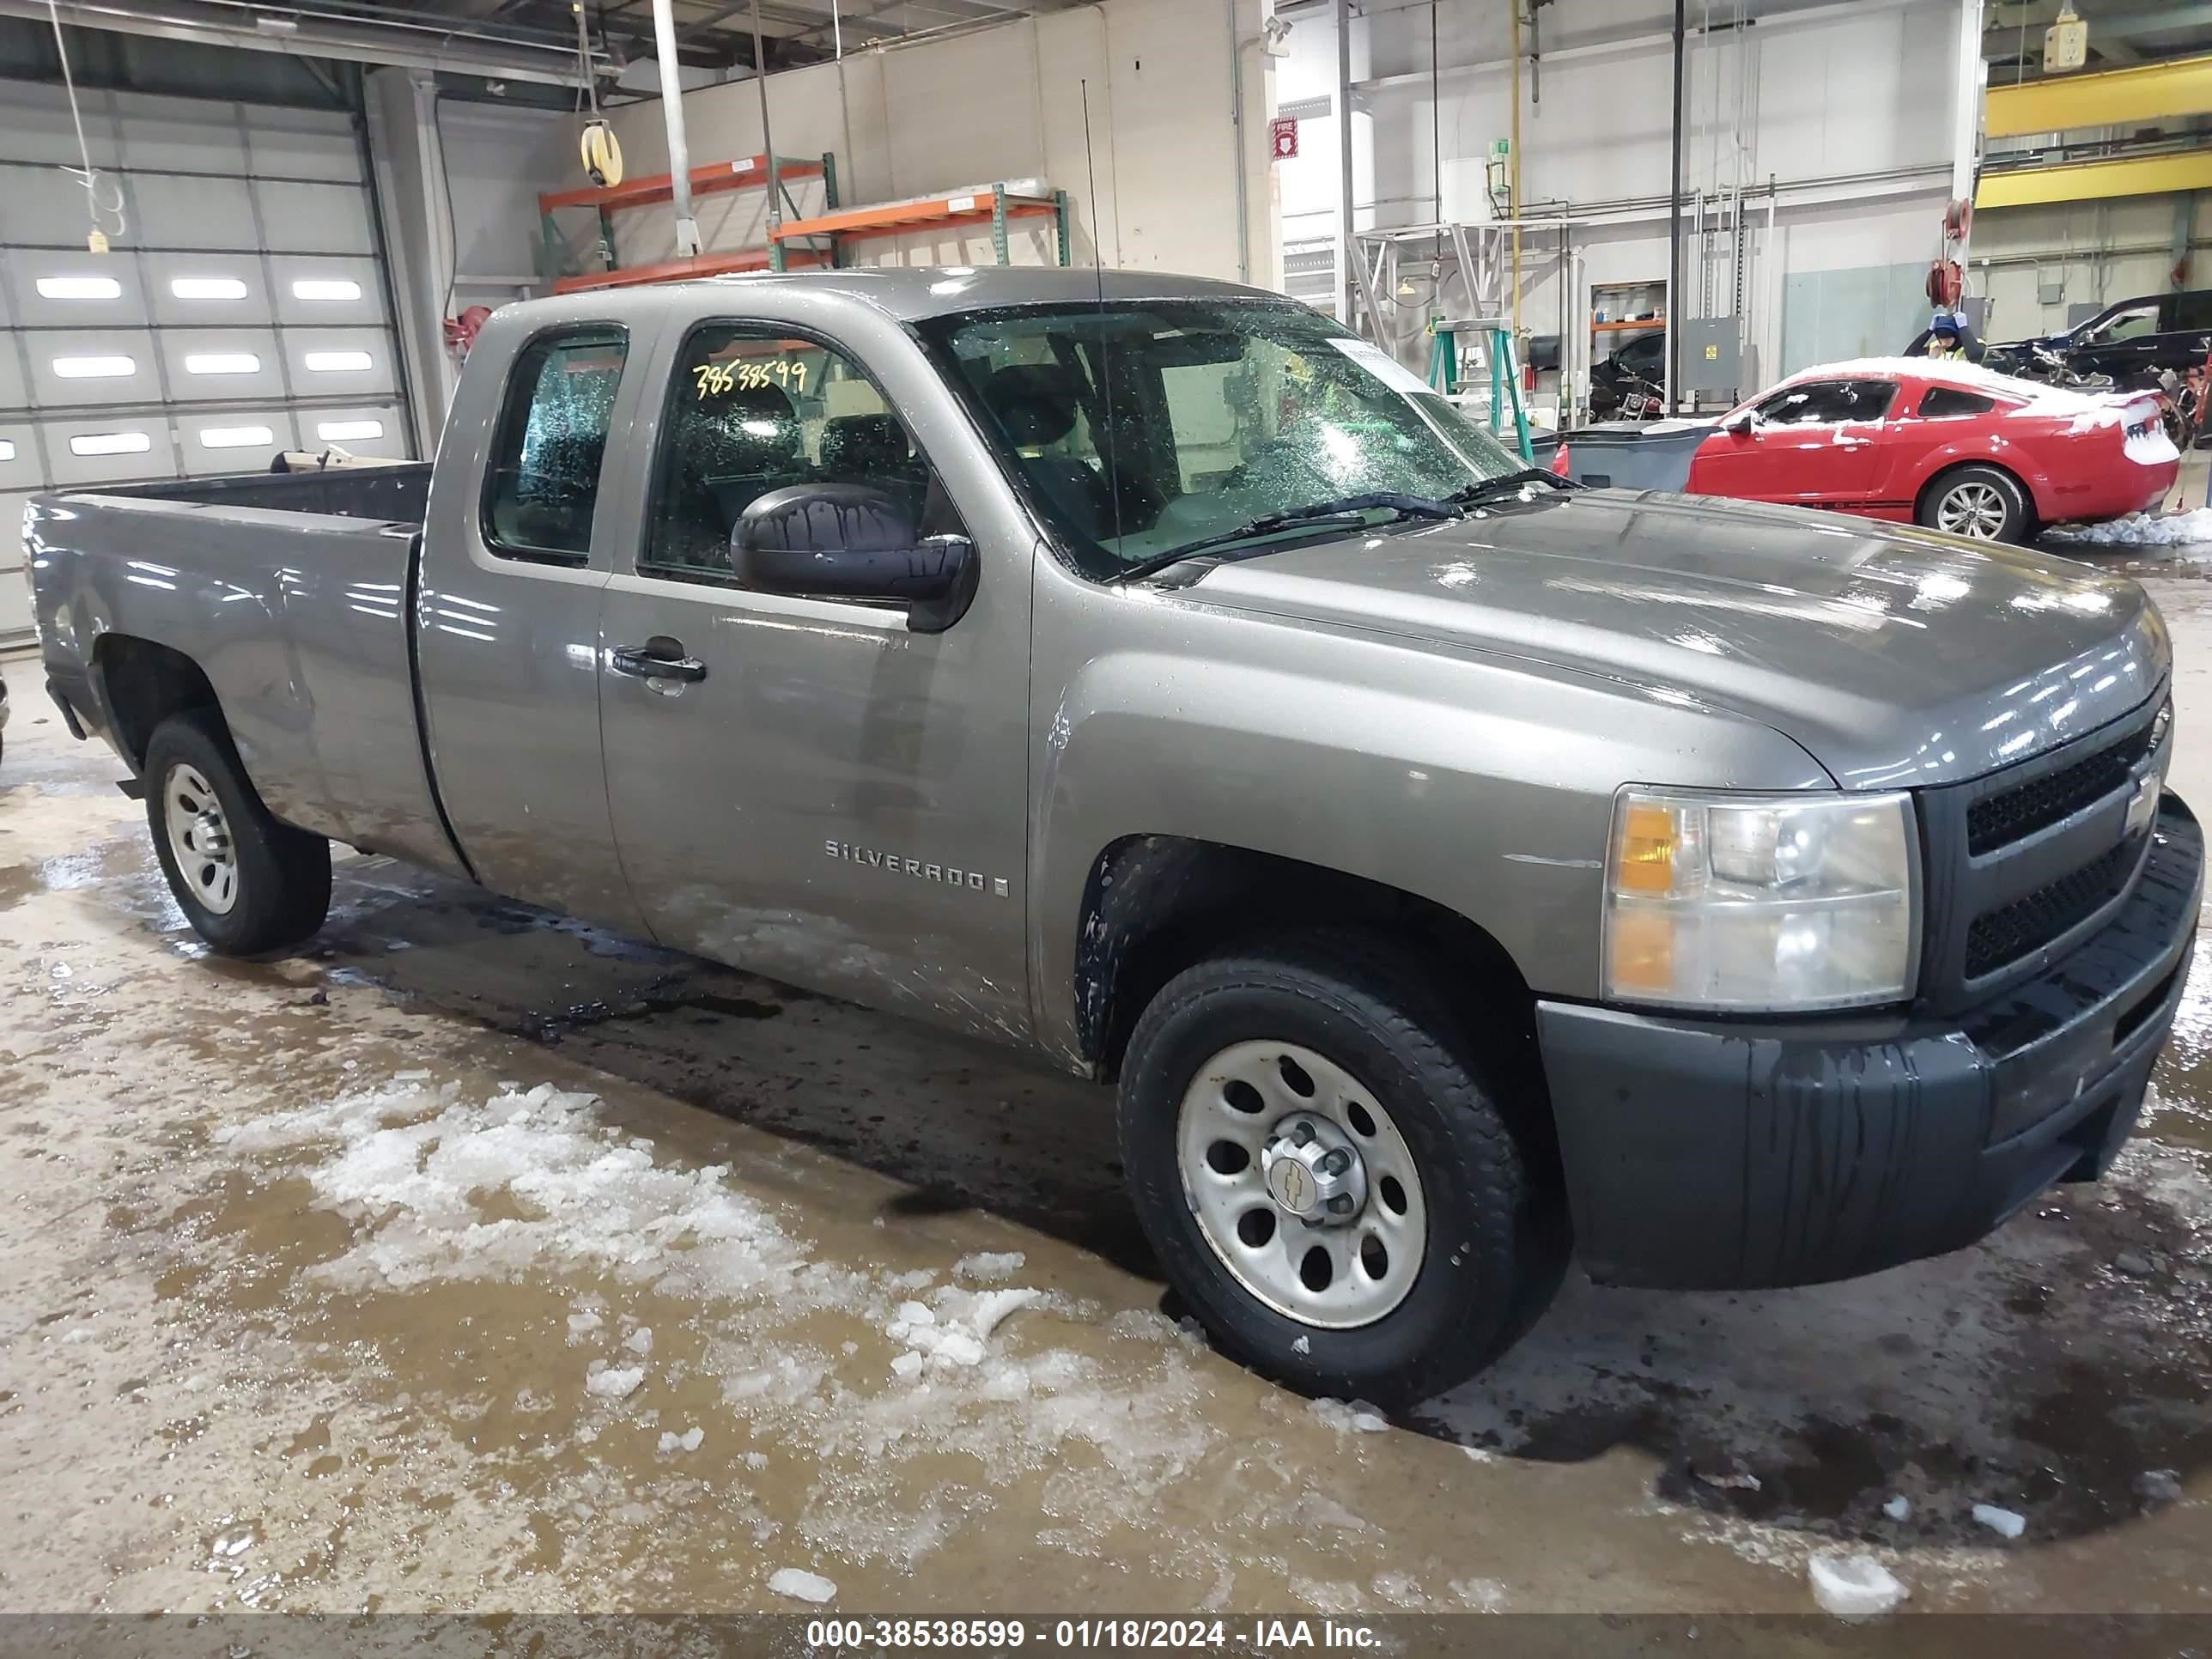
[0,0,610,88]
[648,0,702,256]
[1667,0,1685,411]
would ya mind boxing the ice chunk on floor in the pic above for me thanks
[955,1250,1026,1282]
[1808,1553,1906,1619]
[769,1567,837,1603]
[658,1425,704,1453]
[2045,506,2212,547]
[890,1352,925,1378]
[586,1364,644,1400]
[1309,1398,1389,1434]
[623,1326,653,1356]
[1882,1495,1911,1522]
[1972,1503,2026,1539]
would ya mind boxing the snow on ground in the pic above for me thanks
[2046,507,2212,548]
[211,1075,1228,1575]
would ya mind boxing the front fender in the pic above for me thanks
[1024,582,1832,1067]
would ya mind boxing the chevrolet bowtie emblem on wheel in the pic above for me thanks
[824,840,1010,897]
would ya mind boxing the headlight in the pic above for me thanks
[1603,787,1917,1012]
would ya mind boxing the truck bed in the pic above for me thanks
[27,462,464,878]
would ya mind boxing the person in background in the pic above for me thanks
[1906,309,1982,363]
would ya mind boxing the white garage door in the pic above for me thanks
[0,80,414,647]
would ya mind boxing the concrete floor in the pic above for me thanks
[3,577,2212,1620]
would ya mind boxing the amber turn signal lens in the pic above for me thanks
[1615,802,1678,895]
[1607,908,1674,993]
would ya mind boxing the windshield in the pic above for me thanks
[917,299,1522,581]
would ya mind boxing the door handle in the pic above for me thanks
[610,638,708,683]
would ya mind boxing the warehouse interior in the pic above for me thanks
[5,0,2212,1631]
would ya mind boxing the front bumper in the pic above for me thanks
[1537,794,2202,1291]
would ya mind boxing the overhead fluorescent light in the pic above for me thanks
[317,419,383,441]
[0,440,15,462]
[291,278,362,301]
[303,349,372,372]
[70,430,151,456]
[52,355,135,379]
[171,276,249,300]
[37,275,121,300]
[185,352,260,375]
[198,424,276,448]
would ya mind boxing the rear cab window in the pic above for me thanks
[481,328,629,564]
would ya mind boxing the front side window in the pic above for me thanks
[2083,303,2160,345]
[918,300,1522,581]
[1753,380,1895,425]
[482,328,627,562]
[645,322,958,580]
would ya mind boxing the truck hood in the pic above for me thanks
[1181,490,2166,789]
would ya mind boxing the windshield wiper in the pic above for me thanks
[1108,493,1462,586]
[1448,467,1580,507]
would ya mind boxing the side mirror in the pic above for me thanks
[732,483,976,634]
[1723,410,1757,436]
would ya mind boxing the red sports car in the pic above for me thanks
[1546,358,2179,544]
[1686,359,2179,543]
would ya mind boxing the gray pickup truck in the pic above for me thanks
[27,269,2201,1405]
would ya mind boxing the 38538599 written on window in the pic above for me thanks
[644,322,967,581]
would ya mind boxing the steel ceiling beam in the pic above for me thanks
[0,0,610,84]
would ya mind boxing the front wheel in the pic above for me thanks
[144,708,331,955]
[1117,937,1566,1407]
[1918,464,2031,544]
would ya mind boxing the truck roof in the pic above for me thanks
[523,265,1284,326]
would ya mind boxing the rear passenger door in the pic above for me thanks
[416,319,651,934]
[594,313,1036,1042]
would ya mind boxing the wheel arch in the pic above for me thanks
[1914,456,2037,531]
[90,634,225,774]
[1073,835,1543,1092]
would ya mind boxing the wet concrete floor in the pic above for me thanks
[3,601,2210,1620]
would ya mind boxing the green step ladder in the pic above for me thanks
[1427,317,1532,463]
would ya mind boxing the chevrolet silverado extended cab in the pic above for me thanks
[27,270,2202,1405]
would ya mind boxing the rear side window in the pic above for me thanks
[1918,386,1995,418]
[2173,291,2212,332]
[482,327,628,563]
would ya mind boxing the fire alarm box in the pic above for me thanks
[2045,9,2087,72]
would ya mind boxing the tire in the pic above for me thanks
[1117,934,1567,1407]
[143,708,331,955]
[1917,463,2030,544]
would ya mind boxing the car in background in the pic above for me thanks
[1542,357,2179,544]
[1984,289,2212,391]
[1588,326,1665,417]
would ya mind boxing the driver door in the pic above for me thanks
[593,314,1035,1042]
[1695,379,1893,508]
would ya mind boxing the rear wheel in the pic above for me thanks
[144,708,331,955]
[1918,464,2030,544]
[1117,935,1566,1407]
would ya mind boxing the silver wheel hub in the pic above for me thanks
[1261,1113,1367,1222]
[1176,1040,1428,1330]
[1936,480,2006,538]
[162,763,240,916]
